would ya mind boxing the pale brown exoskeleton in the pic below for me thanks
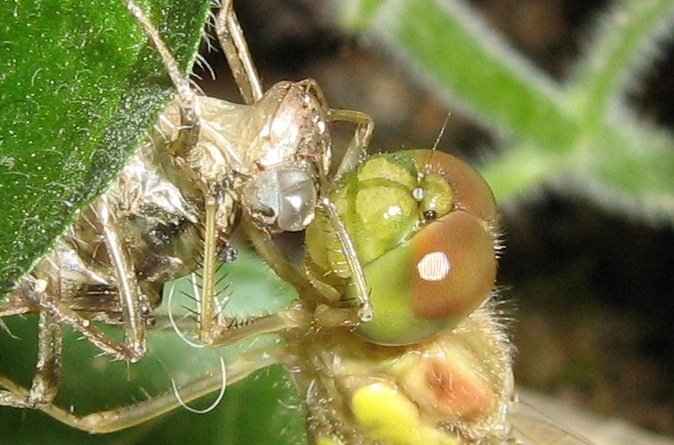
[0,0,373,414]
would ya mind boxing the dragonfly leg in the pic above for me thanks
[123,0,201,154]
[241,215,369,328]
[200,303,310,348]
[195,198,310,347]
[0,345,282,433]
[123,0,196,107]
[0,293,37,318]
[319,197,373,322]
[0,210,152,409]
[242,216,335,304]
[8,198,155,365]
[197,196,219,344]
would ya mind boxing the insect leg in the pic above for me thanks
[198,196,218,344]
[215,0,263,104]
[1,261,147,408]
[123,0,195,108]
[33,302,140,361]
[329,109,375,180]
[96,195,147,361]
[0,294,37,318]
[123,0,200,155]
[295,79,375,181]
[240,217,367,328]
[0,306,62,408]
[0,344,284,433]
[241,216,334,304]
[28,307,62,406]
[196,199,308,346]
[319,198,373,322]
[272,80,373,321]
[3,268,144,363]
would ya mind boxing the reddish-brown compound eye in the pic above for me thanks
[410,210,497,321]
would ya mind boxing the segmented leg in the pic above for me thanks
[216,0,264,104]
[26,198,152,363]
[0,308,62,408]
[198,196,219,344]
[124,0,202,154]
[96,195,147,361]
[3,0,376,421]
[0,274,143,409]
[240,218,368,329]
[330,108,375,180]
[123,0,196,111]
[0,345,284,433]
[27,306,62,407]
[297,79,375,181]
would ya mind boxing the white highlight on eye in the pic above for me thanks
[286,194,303,209]
[384,206,403,219]
[417,251,451,281]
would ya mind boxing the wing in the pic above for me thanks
[508,401,595,445]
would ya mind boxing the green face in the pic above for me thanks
[305,149,498,345]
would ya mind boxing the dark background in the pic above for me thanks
[192,0,674,436]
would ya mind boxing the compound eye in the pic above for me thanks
[350,150,498,346]
[353,210,497,346]
[410,211,496,322]
[243,163,317,232]
[276,165,318,231]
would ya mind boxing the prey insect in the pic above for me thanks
[0,0,373,411]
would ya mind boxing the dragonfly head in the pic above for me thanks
[306,149,499,345]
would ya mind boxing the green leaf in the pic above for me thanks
[568,0,674,121]
[0,0,211,293]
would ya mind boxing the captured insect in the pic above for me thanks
[0,0,373,411]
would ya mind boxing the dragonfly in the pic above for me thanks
[0,1,595,444]
[0,0,373,411]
